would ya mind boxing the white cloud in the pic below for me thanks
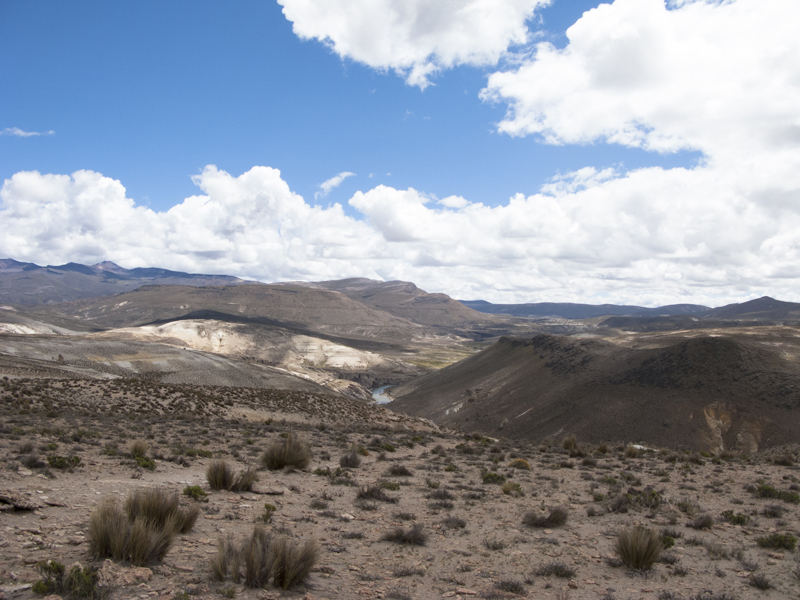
[277,0,550,88]
[2,161,800,306]
[315,171,355,199]
[1,127,55,137]
[481,0,800,163]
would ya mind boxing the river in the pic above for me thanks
[371,384,394,404]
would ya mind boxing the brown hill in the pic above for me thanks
[390,333,800,451]
[26,283,424,343]
[294,278,490,328]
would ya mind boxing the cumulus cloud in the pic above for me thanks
[277,0,549,88]
[481,0,800,163]
[2,161,800,306]
[1,127,55,137]
[315,171,355,199]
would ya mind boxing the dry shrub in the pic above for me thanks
[231,467,259,492]
[614,526,663,571]
[624,445,642,458]
[261,434,312,471]
[340,448,361,469]
[522,507,568,528]
[507,458,531,470]
[89,488,199,566]
[125,488,199,534]
[207,461,258,492]
[207,460,235,490]
[386,464,413,477]
[129,440,149,458]
[382,524,427,546]
[210,527,318,590]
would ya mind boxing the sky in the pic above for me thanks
[1,0,799,306]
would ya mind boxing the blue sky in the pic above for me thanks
[1,0,699,212]
[1,0,798,305]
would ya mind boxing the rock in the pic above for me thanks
[42,596,62,600]
[18,469,33,477]
[0,491,43,511]
[455,589,478,596]
[98,560,153,587]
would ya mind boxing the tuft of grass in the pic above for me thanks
[442,516,466,529]
[382,524,427,546]
[207,460,235,490]
[89,489,198,566]
[339,448,361,469]
[691,514,714,530]
[501,481,523,497]
[206,461,258,492]
[386,464,413,477]
[261,433,312,471]
[130,440,149,459]
[211,527,318,590]
[522,507,568,528]
[507,458,531,470]
[614,526,662,572]
[496,579,525,594]
[749,573,772,590]
[534,562,575,578]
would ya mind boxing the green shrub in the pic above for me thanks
[261,434,312,470]
[721,510,749,526]
[135,455,156,471]
[183,485,208,503]
[501,481,523,497]
[33,561,103,599]
[482,471,506,485]
[47,454,80,469]
[754,484,800,504]
[756,534,796,551]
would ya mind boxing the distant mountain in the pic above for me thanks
[704,296,800,320]
[295,278,489,327]
[0,258,247,305]
[390,333,800,451]
[459,299,712,319]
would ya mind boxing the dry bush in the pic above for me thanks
[624,445,642,458]
[261,434,312,471]
[207,461,258,492]
[382,524,427,546]
[507,458,531,470]
[125,488,199,534]
[340,448,361,469]
[211,527,318,590]
[522,507,568,528]
[129,440,149,458]
[89,488,198,566]
[207,460,235,490]
[271,537,320,590]
[614,526,663,572]
[691,514,715,530]
[231,467,259,492]
[386,464,413,477]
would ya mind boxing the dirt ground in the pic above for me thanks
[1,376,800,600]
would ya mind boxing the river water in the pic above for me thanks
[371,384,394,404]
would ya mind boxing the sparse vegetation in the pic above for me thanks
[522,507,568,528]
[382,524,427,546]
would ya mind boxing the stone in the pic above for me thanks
[98,560,153,587]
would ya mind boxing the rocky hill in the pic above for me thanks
[390,331,800,451]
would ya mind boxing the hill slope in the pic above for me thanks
[390,333,800,451]
[296,278,490,328]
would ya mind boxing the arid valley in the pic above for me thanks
[2,260,800,600]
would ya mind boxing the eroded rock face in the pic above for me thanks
[97,560,152,588]
[703,402,733,453]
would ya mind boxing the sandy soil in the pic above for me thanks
[1,376,800,600]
